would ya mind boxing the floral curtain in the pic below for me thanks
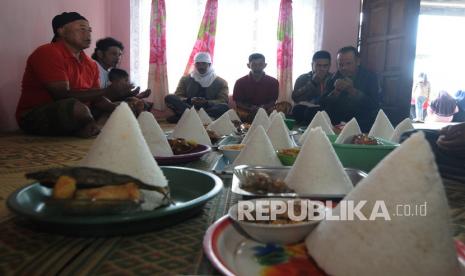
[277,0,293,103]
[147,0,168,110]
[183,0,218,76]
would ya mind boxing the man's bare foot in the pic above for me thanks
[76,121,101,138]
[126,98,145,116]
[136,89,151,99]
[144,101,154,111]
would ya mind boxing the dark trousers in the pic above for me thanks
[165,94,229,119]
[291,104,322,125]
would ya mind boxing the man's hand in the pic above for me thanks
[136,89,151,99]
[334,77,359,97]
[334,78,353,91]
[106,82,139,101]
[191,97,208,109]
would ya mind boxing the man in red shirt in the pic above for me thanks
[233,53,279,122]
[16,12,139,137]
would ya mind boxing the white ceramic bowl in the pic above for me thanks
[228,198,325,244]
[219,144,245,162]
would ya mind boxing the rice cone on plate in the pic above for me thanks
[286,127,352,195]
[232,125,281,167]
[334,118,362,144]
[80,103,169,210]
[299,111,334,144]
[368,109,394,140]
[242,108,270,144]
[321,110,332,125]
[171,108,190,133]
[138,111,173,157]
[254,107,271,129]
[198,108,213,125]
[390,118,414,143]
[306,132,459,276]
[269,109,278,121]
[227,109,241,122]
[171,108,212,146]
[266,115,295,150]
[207,112,236,136]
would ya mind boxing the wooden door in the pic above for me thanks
[359,0,420,125]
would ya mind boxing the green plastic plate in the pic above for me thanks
[7,167,223,236]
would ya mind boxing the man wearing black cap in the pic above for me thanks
[15,12,139,138]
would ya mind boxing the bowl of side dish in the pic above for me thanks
[219,144,245,162]
[228,198,325,244]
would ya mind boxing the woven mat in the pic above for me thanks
[1,132,465,275]
[0,131,239,275]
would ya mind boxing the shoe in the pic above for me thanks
[166,115,181,124]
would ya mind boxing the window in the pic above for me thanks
[131,0,319,95]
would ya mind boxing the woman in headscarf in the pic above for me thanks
[425,91,458,123]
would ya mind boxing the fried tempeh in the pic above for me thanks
[52,175,77,199]
[74,182,141,201]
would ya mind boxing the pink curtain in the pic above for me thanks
[148,0,168,110]
[183,0,218,76]
[277,0,293,103]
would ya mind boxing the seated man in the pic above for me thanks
[165,52,229,123]
[291,50,332,124]
[233,53,279,122]
[92,37,152,109]
[15,12,138,138]
[91,37,124,89]
[320,46,380,132]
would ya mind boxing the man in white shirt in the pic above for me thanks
[91,37,124,88]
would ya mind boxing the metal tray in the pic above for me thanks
[231,166,367,200]
[211,155,234,177]
[212,135,243,150]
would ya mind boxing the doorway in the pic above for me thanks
[412,1,465,121]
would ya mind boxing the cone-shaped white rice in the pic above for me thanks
[269,110,287,122]
[286,127,352,194]
[390,118,414,143]
[253,107,271,129]
[198,108,213,125]
[171,108,190,134]
[207,112,236,136]
[334,118,362,144]
[321,110,332,125]
[266,116,295,150]
[232,125,282,167]
[171,108,212,145]
[269,110,278,121]
[138,111,173,157]
[299,111,334,144]
[80,103,169,210]
[227,109,241,122]
[306,132,459,276]
[242,108,271,144]
[368,109,394,140]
